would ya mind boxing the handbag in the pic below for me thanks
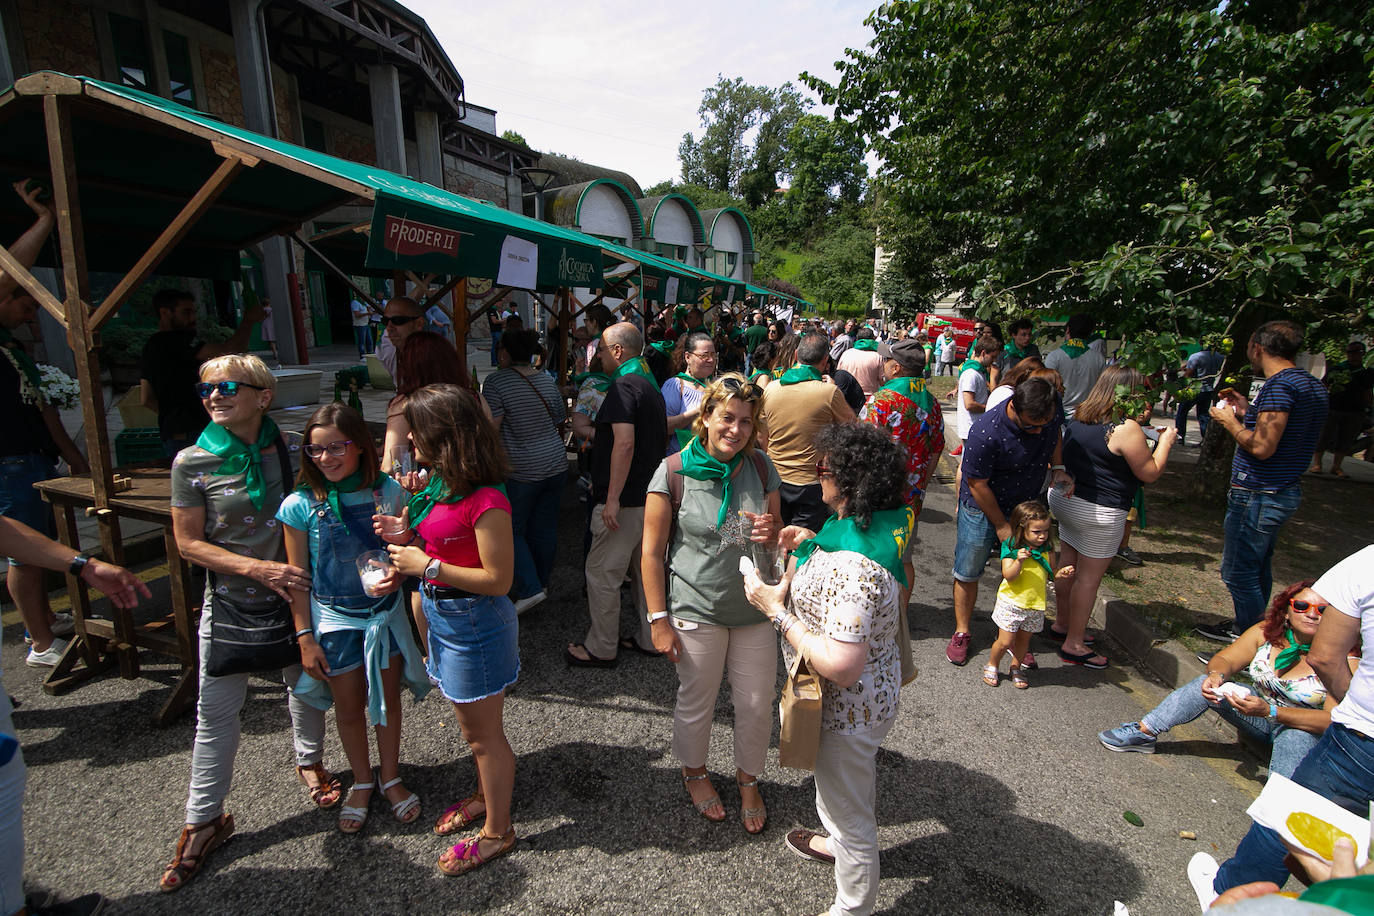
[203,434,300,677]
[777,650,823,770]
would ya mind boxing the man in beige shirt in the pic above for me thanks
[756,331,856,530]
[837,326,885,395]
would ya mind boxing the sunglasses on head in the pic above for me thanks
[381,314,420,327]
[196,380,266,399]
[303,440,354,459]
[1289,598,1328,615]
[720,377,762,401]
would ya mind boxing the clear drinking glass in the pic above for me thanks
[355,550,391,597]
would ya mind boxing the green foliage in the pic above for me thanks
[500,129,530,148]
[795,214,875,311]
[679,77,809,207]
[783,114,867,238]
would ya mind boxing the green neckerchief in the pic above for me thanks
[195,417,282,511]
[1273,626,1312,676]
[675,372,707,389]
[614,356,657,383]
[748,368,770,384]
[778,364,824,385]
[852,339,878,352]
[1059,338,1088,358]
[793,506,913,588]
[1301,875,1374,912]
[407,475,508,528]
[676,436,743,528]
[0,326,43,406]
[999,537,1053,577]
[572,371,611,393]
[875,375,935,411]
[1004,340,1032,362]
[648,340,676,357]
[300,468,369,527]
[959,357,989,379]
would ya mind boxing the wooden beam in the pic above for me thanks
[0,242,66,328]
[90,152,257,332]
[418,274,461,312]
[289,230,383,314]
[306,220,369,243]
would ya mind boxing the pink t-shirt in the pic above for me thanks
[417,486,511,577]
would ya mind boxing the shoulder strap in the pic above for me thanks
[514,369,560,425]
[749,449,769,488]
[666,452,684,514]
[273,434,293,496]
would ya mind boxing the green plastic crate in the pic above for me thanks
[115,427,164,466]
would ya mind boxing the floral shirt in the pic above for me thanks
[785,549,900,733]
[860,384,945,515]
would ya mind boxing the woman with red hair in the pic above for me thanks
[381,332,486,474]
[1097,579,1359,777]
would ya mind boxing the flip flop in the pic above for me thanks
[1041,627,1094,645]
[564,644,618,668]
[619,637,664,657]
[1057,647,1109,669]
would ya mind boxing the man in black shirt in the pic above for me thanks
[567,322,667,667]
[1312,340,1374,477]
[140,288,262,456]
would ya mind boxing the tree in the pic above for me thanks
[679,77,809,205]
[784,114,867,235]
[807,0,1374,496]
[796,215,875,311]
[499,129,530,148]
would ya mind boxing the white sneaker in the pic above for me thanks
[1186,852,1220,912]
[26,637,69,668]
[512,591,547,615]
[49,611,75,638]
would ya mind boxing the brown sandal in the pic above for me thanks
[158,813,235,892]
[297,762,343,808]
[434,791,485,835]
[437,828,516,876]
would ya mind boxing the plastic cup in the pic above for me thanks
[356,550,391,597]
[751,542,783,586]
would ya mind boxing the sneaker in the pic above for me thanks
[1196,651,1215,666]
[1194,620,1239,643]
[1098,722,1157,754]
[1186,852,1220,912]
[949,444,963,457]
[1116,546,1144,566]
[28,891,107,916]
[49,612,75,638]
[945,631,971,666]
[25,637,68,668]
[512,591,547,615]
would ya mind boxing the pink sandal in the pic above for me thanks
[437,828,516,875]
[434,791,485,836]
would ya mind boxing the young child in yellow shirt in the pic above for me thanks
[982,500,1073,689]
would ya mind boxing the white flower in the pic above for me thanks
[36,365,81,409]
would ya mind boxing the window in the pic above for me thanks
[163,31,196,106]
[108,13,150,92]
[654,242,687,262]
[711,251,738,277]
[590,233,626,247]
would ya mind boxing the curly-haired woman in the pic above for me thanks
[745,422,912,916]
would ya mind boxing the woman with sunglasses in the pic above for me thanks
[642,373,781,833]
[162,355,339,892]
[1098,581,1358,777]
[278,404,430,834]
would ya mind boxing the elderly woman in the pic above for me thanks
[1046,366,1177,667]
[642,373,781,834]
[1099,580,1356,777]
[745,422,911,916]
[161,354,336,892]
[662,331,717,454]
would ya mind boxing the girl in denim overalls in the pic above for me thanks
[279,403,429,834]
[384,383,520,876]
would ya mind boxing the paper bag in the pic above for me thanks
[897,605,918,685]
[778,651,823,770]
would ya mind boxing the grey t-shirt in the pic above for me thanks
[648,451,780,627]
[170,432,301,609]
[482,367,568,481]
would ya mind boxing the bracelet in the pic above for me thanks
[1269,702,1279,719]
[294,627,314,639]
[647,611,669,623]
[774,613,795,637]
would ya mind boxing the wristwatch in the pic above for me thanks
[68,552,90,577]
[423,557,442,580]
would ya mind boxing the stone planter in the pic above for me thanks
[270,368,323,408]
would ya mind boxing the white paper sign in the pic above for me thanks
[497,235,538,289]
[1246,773,1371,867]
[665,276,679,303]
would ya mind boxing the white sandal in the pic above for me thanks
[338,776,375,834]
[381,775,421,823]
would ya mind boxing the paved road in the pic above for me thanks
[5,443,1268,915]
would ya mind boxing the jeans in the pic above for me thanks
[1174,388,1215,442]
[0,453,57,557]
[1221,484,1302,630]
[1140,675,1318,779]
[352,324,371,358]
[490,330,502,366]
[1215,723,1374,892]
[951,501,1001,582]
[506,472,565,599]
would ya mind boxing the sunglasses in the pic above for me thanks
[196,381,267,399]
[720,377,762,401]
[304,440,355,459]
[381,314,420,327]
[815,461,834,479]
[1289,598,1328,615]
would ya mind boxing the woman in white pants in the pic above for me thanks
[746,422,910,916]
[161,355,340,892]
[642,373,781,833]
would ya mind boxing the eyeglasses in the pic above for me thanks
[815,461,834,479]
[1289,598,1328,615]
[381,314,420,327]
[303,440,354,459]
[196,381,267,399]
[1018,419,1050,432]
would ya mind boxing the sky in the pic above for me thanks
[405,0,880,191]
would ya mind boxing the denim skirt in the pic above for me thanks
[422,591,520,704]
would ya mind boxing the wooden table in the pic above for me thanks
[34,467,199,725]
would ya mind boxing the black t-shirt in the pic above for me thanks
[486,306,501,332]
[590,373,667,507]
[1327,361,1374,413]
[141,329,208,440]
[832,368,865,413]
[0,346,57,459]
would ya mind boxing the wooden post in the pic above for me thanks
[44,94,122,565]
[558,288,572,386]
[452,277,468,378]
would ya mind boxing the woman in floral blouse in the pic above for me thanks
[745,422,911,916]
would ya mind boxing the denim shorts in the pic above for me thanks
[952,501,1001,582]
[0,453,57,565]
[422,591,519,704]
[317,628,400,677]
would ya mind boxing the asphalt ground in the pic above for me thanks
[5,445,1268,915]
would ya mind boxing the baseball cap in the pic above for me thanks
[879,339,925,370]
